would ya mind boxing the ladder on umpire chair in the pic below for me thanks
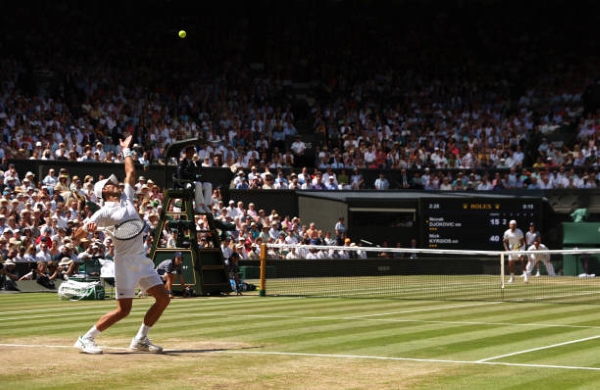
[149,187,232,296]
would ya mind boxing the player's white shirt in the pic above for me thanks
[86,184,146,259]
[503,228,524,249]
[503,227,525,262]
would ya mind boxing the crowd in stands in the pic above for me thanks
[0,163,367,273]
[1,2,599,192]
[202,204,368,261]
[1,0,600,272]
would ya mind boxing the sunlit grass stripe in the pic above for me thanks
[279,320,600,362]
[0,307,117,323]
[404,327,597,360]
[510,340,600,367]
[3,295,598,326]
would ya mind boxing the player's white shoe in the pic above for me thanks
[522,272,528,283]
[129,336,163,353]
[74,336,103,354]
[507,277,514,284]
[535,271,541,277]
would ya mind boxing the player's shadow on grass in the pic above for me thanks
[106,345,263,355]
[165,345,263,355]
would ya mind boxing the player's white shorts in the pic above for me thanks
[508,250,522,262]
[114,255,163,299]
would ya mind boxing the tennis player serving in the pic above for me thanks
[503,219,527,284]
[73,134,170,354]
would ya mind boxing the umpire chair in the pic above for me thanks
[148,139,232,296]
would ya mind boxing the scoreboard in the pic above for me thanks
[420,198,541,250]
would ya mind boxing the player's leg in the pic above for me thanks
[129,275,170,353]
[95,266,138,327]
[97,298,134,329]
[508,257,515,283]
[74,298,133,354]
[143,283,170,326]
[74,265,140,354]
[520,255,528,283]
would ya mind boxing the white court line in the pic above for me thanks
[477,335,600,362]
[220,350,600,372]
[0,343,129,351]
[2,343,600,372]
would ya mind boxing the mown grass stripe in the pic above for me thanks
[478,335,600,362]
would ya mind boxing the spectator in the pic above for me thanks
[19,261,52,284]
[408,238,418,259]
[80,243,103,277]
[220,236,233,264]
[290,136,307,168]
[55,258,76,280]
[310,172,326,190]
[35,239,52,263]
[325,176,339,190]
[374,172,390,190]
[274,171,289,189]
[334,217,347,240]
[234,238,249,260]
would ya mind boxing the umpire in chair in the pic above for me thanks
[177,145,213,213]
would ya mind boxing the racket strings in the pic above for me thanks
[113,220,146,240]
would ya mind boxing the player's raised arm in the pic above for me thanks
[120,135,136,187]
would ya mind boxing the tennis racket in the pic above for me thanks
[98,219,147,240]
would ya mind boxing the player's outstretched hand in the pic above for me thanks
[121,134,133,149]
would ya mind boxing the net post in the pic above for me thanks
[259,243,267,296]
[500,252,505,291]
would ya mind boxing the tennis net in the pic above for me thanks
[246,244,600,304]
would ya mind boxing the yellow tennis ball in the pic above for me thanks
[178,30,187,38]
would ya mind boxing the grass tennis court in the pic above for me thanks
[2,290,600,389]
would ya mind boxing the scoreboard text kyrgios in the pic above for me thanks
[420,198,541,250]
